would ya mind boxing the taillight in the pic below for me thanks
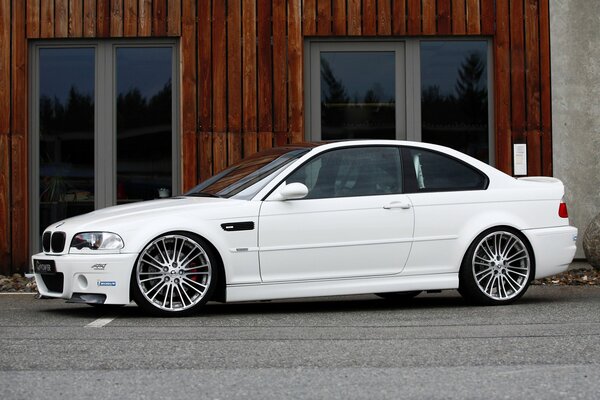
[558,201,569,218]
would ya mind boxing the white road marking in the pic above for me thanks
[85,316,117,328]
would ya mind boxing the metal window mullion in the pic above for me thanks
[29,45,40,253]
[395,42,406,141]
[95,41,115,209]
[310,42,321,141]
[171,45,180,195]
[487,38,495,166]
[405,40,421,142]
[94,43,103,210]
[107,43,116,206]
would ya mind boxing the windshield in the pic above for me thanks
[185,147,311,200]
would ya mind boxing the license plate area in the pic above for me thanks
[34,259,56,274]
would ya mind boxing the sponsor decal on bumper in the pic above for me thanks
[97,280,117,287]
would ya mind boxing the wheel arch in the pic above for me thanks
[451,206,535,272]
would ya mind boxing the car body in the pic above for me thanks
[32,140,578,315]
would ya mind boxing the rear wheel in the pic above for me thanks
[131,232,219,316]
[459,228,533,305]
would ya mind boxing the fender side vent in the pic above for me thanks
[221,222,255,232]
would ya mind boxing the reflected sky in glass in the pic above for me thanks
[421,41,487,96]
[320,52,395,102]
[40,48,95,104]
[116,47,172,99]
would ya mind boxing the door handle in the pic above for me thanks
[383,202,412,210]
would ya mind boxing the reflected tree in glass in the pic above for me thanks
[320,52,395,140]
[421,42,489,163]
[116,47,173,204]
[38,48,95,235]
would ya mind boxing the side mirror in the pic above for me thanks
[271,182,309,201]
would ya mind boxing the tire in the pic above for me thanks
[131,232,219,316]
[459,228,534,306]
[376,291,422,301]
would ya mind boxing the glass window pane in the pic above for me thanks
[420,41,489,163]
[407,148,487,192]
[287,147,402,199]
[116,47,173,203]
[39,48,95,236]
[320,52,395,140]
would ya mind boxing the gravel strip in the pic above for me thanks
[1,263,598,293]
[531,268,600,286]
[0,274,38,292]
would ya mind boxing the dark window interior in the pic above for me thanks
[403,147,488,192]
[286,147,403,199]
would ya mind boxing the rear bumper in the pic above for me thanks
[31,252,138,305]
[522,225,578,279]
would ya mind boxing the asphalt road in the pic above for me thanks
[1,286,599,399]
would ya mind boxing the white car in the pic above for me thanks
[32,140,578,316]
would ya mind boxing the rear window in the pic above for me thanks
[403,147,488,192]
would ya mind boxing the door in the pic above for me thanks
[258,146,414,282]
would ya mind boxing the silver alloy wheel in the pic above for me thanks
[471,231,531,301]
[136,234,212,312]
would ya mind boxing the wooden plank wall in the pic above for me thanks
[0,0,553,273]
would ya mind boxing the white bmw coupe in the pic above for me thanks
[32,140,577,316]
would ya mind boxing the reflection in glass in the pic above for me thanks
[39,48,95,236]
[421,41,489,163]
[116,47,172,204]
[320,52,395,140]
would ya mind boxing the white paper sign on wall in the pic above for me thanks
[513,143,527,176]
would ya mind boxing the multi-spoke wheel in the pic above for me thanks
[459,228,534,305]
[131,232,218,316]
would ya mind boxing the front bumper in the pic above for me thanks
[31,252,138,305]
[522,225,578,279]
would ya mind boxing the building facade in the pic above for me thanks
[0,0,559,273]
[550,0,600,259]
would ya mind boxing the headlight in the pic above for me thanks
[70,232,124,252]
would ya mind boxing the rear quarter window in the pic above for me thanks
[403,147,488,192]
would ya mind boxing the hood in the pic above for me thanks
[47,196,247,232]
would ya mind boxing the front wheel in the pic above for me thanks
[459,228,534,306]
[131,232,219,316]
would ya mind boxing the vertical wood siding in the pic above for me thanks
[0,0,11,273]
[0,0,553,273]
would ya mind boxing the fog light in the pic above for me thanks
[77,274,88,290]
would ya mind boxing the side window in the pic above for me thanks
[404,148,488,192]
[286,147,402,199]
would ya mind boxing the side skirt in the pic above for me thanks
[226,273,458,302]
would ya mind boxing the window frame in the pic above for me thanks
[29,39,180,252]
[304,38,494,164]
[304,41,408,142]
